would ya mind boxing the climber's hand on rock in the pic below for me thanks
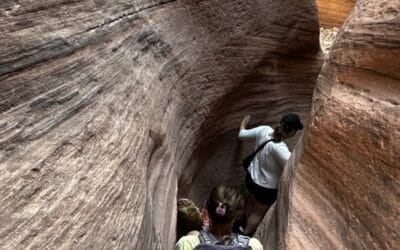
[240,115,251,129]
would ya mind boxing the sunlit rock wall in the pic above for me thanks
[0,0,321,249]
[316,0,356,27]
[259,0,400,249]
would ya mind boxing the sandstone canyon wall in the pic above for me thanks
[1,0,398,249]
[316,0,356,28]
[0,0,321,249]
[258,0,400,249]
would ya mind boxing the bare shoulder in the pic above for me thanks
[249,237,264,250]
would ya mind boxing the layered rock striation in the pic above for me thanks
[1,0,398,249]
[0,0,321,249]
[258,0,400,249]
[316,0,356,28]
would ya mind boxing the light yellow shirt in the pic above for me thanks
[175,235,263,250]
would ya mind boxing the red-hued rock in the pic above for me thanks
[316,0,356,28]
[258,1,400,249]
[1,0,398,249]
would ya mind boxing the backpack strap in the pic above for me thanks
[198,230,218,245]
[235,234,250,246]
[246,138,277,163]
[254,138,278,155]
[199,231,250,246]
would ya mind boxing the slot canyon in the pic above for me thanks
[0,0,398,249]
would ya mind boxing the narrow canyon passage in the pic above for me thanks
[176,0,343,242]
[0,0,399,250]
[178,9,342,209]
[176,1,400,249]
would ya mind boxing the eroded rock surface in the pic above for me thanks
[0,0,321,249]
[258,1,400,249]
[1,0,398,249]
[320,27,340,54]
[316,0,356,27]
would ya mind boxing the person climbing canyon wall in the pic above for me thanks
[0,0,398,249]
[0,0,321,249]
[257,0,400,249]
[238,114,304,236]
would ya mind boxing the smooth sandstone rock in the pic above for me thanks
[258,1,399,249]
[0,0,399,249]
[0,0,320,249]
[316,0,356,28]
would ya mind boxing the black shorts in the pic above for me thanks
[245,172,277,206]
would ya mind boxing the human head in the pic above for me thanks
[177,198,202,238]
[281,113,303,134]
[206,186,244,225]
[272,113,303,140]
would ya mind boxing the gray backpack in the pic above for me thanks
[193,230,251,250]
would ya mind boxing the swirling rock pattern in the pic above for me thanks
[1,0,398,249]
[258,0,400,249]
[0,0,321,249]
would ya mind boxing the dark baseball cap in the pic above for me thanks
[281,113,303,133]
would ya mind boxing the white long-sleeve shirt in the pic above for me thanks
[238,126,291,189]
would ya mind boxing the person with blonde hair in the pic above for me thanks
[177,198,203,240]
[176,186,263,250]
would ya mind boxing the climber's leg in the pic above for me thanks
[244,200,269,235]
[242,172,277,235]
